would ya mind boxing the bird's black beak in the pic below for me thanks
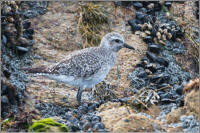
[124,43,135,50]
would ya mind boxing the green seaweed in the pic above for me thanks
[28,118,69,132]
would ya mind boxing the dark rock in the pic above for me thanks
[146,63,157,73]
[1,95,10,105]
[175,85,183,95]
[22,21,31,29]
[146,51,156,62]
[121,1,133,7]
[156,57,169,67]
[65,113,72,120]
[2,35,7,44]
[29,40,35,46]
[151,73,170,84]
[132,88,139,93]
[144,15,156,23]
[148,44,161,54]
[93,122,105,130]
[144,36,153,43]
[151,74,163,83]
[154,3,162,11]
[157,83,169,89]
[161,98,176,104]
[165,2,172,7]
[160,93,172,99]
[88,103,97,111]
[97,129,108,132]
[128,20,141,32]
[136,19,143,24]
[25,28,34,35]
[110,99,119,102]
[16,46,28,53]
[141,1,151,6]
[3,70,11,78]
[133,2,143,9]
[151,28,157,37]
[92,116,101,123]
[176,97,184,107]
[23,28,34,39]
[1,83,7,95]
[139,8,147,13]
[156,65,165,72]
[146,52,169,66]
[78,105,88,114]
[114,1,122,6]
[137,71,147,78]
[83,122,92,131]
[136,12,146,21]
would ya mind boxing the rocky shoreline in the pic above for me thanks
[1,1,199,132]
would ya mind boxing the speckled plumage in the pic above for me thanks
[30,32,135,104]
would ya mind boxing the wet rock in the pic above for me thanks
[23,28,34,39]
[93,122,105,130]
[161,98,176,104]
[137,71,147,78]
[175,85,183,95]
[144,36,153,43]
[139,8,147,13]
[16,46,28,53]
[165,2,172,7]
[92,116,101,123]
[133,2,143,9]
[22,21,31,29]
[128,20,141,33]
[156,57,169,67]
[78,105,88,114]
[129,67,148,89]
[2,35,7,44]
[146,51,156,62]
[145,63,157,73]
[1,95,10,105]
[20,1,48,18]
[150,74,167,84]
[136,12,146,21]
[17,37,30,46]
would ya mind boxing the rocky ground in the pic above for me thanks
[1,1,199,132]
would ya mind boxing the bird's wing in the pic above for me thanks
[48,48,105,78]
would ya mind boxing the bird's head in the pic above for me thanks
[100,32,135,52]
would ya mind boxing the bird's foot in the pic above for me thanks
[76,87,84,105]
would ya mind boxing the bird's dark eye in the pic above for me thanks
[115,39,120,43]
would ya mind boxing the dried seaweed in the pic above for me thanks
[78,2,110,48]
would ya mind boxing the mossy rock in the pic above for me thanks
[28,118,69,132]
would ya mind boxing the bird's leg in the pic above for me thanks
[76,87,84,105]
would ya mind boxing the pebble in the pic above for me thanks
[144,36,153,43]
[22,21,31,29]
[136,12,146,21]
[2,35,7,44]
[16,46,29,53]
[128,20,141,33]
[133,2,143,9]
[165,2,172,7]
[148,44,161,54]
[147,3,154,9]
[1,95,10,105]
[93,122,105,130]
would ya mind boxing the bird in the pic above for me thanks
[27,32,135,105]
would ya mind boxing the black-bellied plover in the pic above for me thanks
[28,32,135,104]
